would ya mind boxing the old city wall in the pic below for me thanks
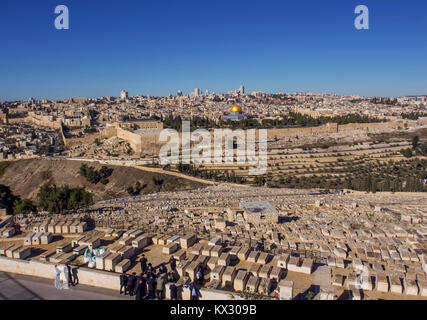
[116,127,143,154]
[266,120,415,139]
[60,125,101,148]
[7,115,62,129]
[337,121,404,132]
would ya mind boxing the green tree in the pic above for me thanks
[0,184,18,215]
[13,199,37,215]
[412,135,419,150]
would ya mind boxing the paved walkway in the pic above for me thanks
[0,272,130,300]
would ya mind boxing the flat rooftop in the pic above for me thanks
[240,201,277,214]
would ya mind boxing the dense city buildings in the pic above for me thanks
[0,85,426,300]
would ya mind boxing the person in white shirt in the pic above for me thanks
[54,265,62,290]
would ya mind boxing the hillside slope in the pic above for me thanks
[0,159,205,202]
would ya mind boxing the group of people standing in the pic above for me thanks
[120,254,197,300]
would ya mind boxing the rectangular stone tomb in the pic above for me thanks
[257,252,272,264]
[277,254,290,269]
[24,232,35,246]
[259,265,272,279]
[191,243,203,255]
[279,280,293,300]
[62,221,73,234]
[104,253,122,271]
[229,246,241,260]
[69,221,80,234]
[269,266,284,280]
[118,246,134,259]
[202,245,214,257]
[210,265,225,282]
[158,235,170,246]
[237,247,251,261]
[248,263,261,277]
[39,250,56,261]
[76,222,88,233]
[376,274,389,292]
[245,275,260,293]
[41,232,53,245]
[73,244,88,255]
[132,235,151,249]
[71,235,86,247]
[185,261,201,281]
[0,243,15,255]
[218,252,231,266]
[210,245,223,257]
[96,251,111,270]
[56,243,72,254]
[247,251,260,263]
[167,235,180,244]
[163,242,179,255]
[390,276,403,294]
[55,222,65,234]
[404,278,418,296]
[234,270,249,291]
[129,230,144,238]
[180,234,197,249]
[6,245,22,258]
[32,232,43,245]
[209,237,222,246]
[222,266,236,288]
[119,237,133,246]
[115,259,131,273]
[258,277,272,295]
[207,256,218,270]
[176,261,191,277]
[172,249,186,261]
[39,222,48,233]
[13,247,32,259]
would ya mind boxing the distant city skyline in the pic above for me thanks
[3,87,427,103]
[1,0,426,101]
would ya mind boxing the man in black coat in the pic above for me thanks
[135,274,147,300]
[119,272,128,295]
[169,256,176,271]
[127,272,137,296]
[146,274,156,300]
[140,255,147,274]
[146,263,154,275]
[169,283,178,300]
[158,263,167,274]
[66,264,74,287]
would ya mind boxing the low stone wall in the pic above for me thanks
[0,256,120,291]
[0,256,243,299]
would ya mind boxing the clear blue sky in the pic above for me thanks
[0,0,426,101]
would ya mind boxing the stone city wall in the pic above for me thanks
[7,115,62,129]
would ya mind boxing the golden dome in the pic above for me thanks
[231,104,242,113]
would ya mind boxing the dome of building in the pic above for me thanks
[230,104,242,113]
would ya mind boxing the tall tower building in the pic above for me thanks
[239,85,245,95]
[194,88,200,97]
[120,90,128,100]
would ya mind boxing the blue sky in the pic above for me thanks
[0,0,426,101]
